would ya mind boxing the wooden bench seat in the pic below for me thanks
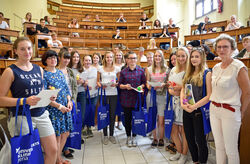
[62,0,140,8]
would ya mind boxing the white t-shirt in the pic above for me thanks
[210,59,246,107]
[0,21,9,29]
[98,66,120,96]
[82,66,98,97]
[168,67,185,86]
[47,39,62,48]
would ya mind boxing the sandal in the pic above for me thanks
[63,151,74,159]
[158,139,164,147]
[62,160,71,164]
[151,139,158,147]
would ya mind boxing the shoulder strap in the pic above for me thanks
[202,69,209,97]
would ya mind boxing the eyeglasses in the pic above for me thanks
[128,57,137,60]
[216,45,230,49]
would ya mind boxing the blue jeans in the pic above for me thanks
[77,92,86,128]
[160,43,170,50]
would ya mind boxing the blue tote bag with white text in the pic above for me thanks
[11,98,44,164]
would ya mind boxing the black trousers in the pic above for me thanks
[122,106,137,137]
[183,109,208,163]
[103,95,117,136]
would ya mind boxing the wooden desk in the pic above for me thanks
[0,29,19,58]
[55,27,179,39]
[190,20,229,35]
[23,22,57,36]
[184,27,250,47]
[56,11,141,22]
[62,0,140,8]
[60,5,143,14]
[34,34,52,57]
[53,18,152,29]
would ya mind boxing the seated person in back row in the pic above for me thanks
[140,13,149,22]
[112,29,122,39]
[36,18,51,48]
[82,14,92,29]
[117,13,127,29]
[93,15,104,30]
[197,16,212,34]
[159,26,170,50]
[225,15,241,31]
[167,18,177,39]
[234,36,250,59]
[47,32,63,48]
[0,12,11,43]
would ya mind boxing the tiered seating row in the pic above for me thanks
[185,26,250,45]
[60,5,143,15]
[56,11,141,22]
[62,0,140,8]
[55,27,179,39]
[53,18,152,29]
[190,20,229,35]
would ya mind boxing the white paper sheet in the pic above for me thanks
[87,78,98,95]
[147,81,163,87]
[30,89,60,109]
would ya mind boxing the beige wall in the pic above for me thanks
[72,0,153,7]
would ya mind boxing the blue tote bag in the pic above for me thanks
[65,101,82,149]
[11,98,44,164]
[83,86,95,126]
[97,88,110,130]
[201,69,212,135]
[132,93,146,137]
[142,89,148,123]
[146,88,157,133]
[164,92,174,139]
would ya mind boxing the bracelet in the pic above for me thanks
[58,104,63,110]
[20,98,24,106]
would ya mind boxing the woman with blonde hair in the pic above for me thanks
[168,47,189,164]
[68,18,80,37]
[97,51,120,145]
[147,38,157,49]
[146,50,169,148]
[114,50,125,68]
[180,47,212,163]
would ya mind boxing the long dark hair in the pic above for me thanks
[153,19,161,27]
[68,51,84,73]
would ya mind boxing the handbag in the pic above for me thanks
[0,124,11,164]
[65,101,82,149]
[146,88,157,133]
[201,69,212,135]
[97,88,110,130]
[83,86,95,126]
[11,98,44,164]
[164,92,174,139]
[132,93,146,137]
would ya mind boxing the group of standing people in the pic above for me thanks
[0,32,249,164]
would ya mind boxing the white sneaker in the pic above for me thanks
[126,137,132,147]
[178,154,188,164]
[132,136,137,147]
[109,136,116,144]
[103,136,109,145]
[169,152,181,161]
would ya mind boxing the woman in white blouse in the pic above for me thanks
[210,34,250,164]
[97,51,120,145]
